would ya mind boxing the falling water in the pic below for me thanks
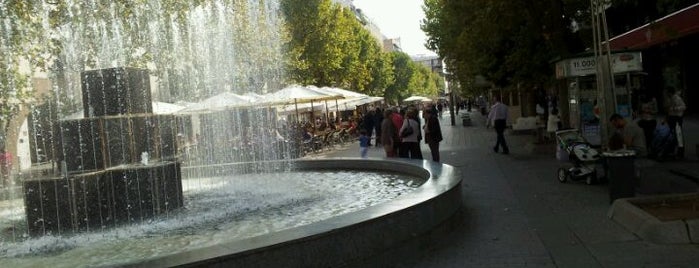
[0,1,422,266]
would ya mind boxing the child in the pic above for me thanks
[547,108,561,140]
[359,129,370,158]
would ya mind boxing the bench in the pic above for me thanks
[511,116,538,132]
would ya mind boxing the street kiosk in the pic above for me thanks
[555,51,645,146]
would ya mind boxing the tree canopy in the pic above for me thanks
[422,0,593,94]
[281,0,443,104]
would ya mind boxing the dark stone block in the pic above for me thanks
[24,178,74,237]
[53,114,179,173]
[24,162,183,237]
[154,115,178,161]
[81,67,152,117]
[53,118,104,172]
[71,172,118,232]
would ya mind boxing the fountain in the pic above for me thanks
[23,67,183,237]
[0,1,462,267]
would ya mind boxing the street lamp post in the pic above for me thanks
[590,0,616,148]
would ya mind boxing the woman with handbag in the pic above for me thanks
[398,108,423,159]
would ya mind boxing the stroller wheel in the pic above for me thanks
[557,168,569,183]
[586,170,598,185]
[585,175,594,185]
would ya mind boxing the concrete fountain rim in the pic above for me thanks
[126,157,462,267]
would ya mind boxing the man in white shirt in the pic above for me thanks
[487,96,509,154]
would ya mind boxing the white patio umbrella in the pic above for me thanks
[316,86,369,120]
[261,85,343,123]
[277,102,326,115]
[243,92,265,102]
[329,96,384,111]
[319,87,367,99]
[182,92,253,112]
[403,96,432,102]
[153,101,188,114]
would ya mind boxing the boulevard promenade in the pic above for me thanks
[308,110,699,267]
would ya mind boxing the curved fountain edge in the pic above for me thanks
[126,158,462,267]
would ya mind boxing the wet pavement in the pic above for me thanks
[307,110,699,267]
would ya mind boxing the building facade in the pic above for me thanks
[412,54,444,75]
[334,0,401,52]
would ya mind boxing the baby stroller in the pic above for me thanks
[555,129,601,185]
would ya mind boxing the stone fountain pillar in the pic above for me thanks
[23,67,183,237]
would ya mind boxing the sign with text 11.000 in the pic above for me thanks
[555,52,642,78]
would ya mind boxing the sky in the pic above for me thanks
[351,0,436,57]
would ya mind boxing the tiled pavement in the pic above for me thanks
[306,110,699,267]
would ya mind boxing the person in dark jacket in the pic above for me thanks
[363,110,375,146]
[380,109,396,157]
[423,107,443,162]
[373,108,383,147]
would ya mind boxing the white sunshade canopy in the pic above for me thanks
[243,92,265,102]
[182,92,253,112]
[328,96,384,111]
[260,85,343,106]
[403,96,432,102]
[277,102,327,115]
[316,86,368,99]
[310,86,383,111]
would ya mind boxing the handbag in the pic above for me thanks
[400,120,414,138]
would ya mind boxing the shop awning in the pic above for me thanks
[609,3,699,50]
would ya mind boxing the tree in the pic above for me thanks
[422,0,591,93]
[281,0,393,94]
[282,0,347,86]
[367,52,395,97]
[386,51,415,103]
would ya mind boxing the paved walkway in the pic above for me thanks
[306,110,699,267]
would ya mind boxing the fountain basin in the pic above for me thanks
[127,158,461,267]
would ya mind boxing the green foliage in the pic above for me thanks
[0,0,48,131]
[422,0,590,95]
[384,51,445,104]
[367,52,395,97]
[281,0,442,104]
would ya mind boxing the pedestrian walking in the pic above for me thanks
[546,108,561,141]
[664,87,686,158]
[358,129,370,158]
[390,108,404,156]
[363,110,375,146]
[380,109,397,157]
[487,96,509,154]
[398,108,423,159]
[423,107,443,162]
[637,94,658,149]
[373,108,383,147]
